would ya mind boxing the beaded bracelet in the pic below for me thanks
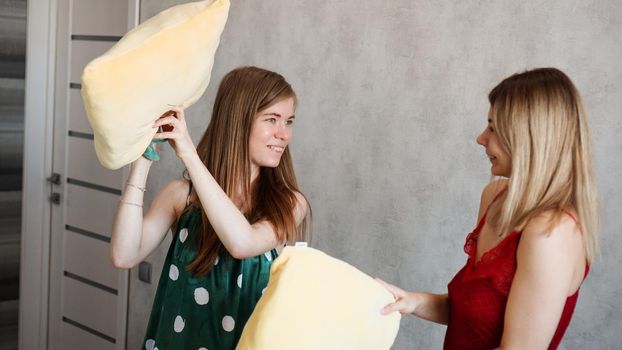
[126,183,146,192]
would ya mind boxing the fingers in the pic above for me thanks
[376,278,416,316]
[161,106,185,121]
[153,116,183,133]
[375,278,405,299]
[376,279,398,298]
[152,115,179,129]
[153,106,187,129]
[151,108,192,155]
[381,300,409,315]
[153,131,176,139]
[170,106,185,120]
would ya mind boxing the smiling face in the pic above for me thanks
[476,109,512,177]
[248,97,296,178]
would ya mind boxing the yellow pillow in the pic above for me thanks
[237,246,401,350]
[81,0,229,169]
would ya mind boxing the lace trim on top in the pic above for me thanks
[461,213,520,295]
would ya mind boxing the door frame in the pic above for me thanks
[20,1,140,349]
[20,0,58,348]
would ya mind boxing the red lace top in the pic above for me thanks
[444,212,588,350]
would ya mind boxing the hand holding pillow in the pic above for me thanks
[81,0,229,169]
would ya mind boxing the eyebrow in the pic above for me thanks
[263,112,295,119]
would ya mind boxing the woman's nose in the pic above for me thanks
[275,123,291,141]
[476,131,487,146]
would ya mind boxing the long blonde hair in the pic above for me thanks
[186,66,310,275]
[488,67,599,263]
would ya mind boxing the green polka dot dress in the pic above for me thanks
[142,206,277,350]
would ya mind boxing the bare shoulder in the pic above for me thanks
[293,191,309,221]
[160,178,190,196]
[520,210,585,270]
[522,210,582,242]
[293,191,308,209]
[155,179,191,215]
[518,210,586,294]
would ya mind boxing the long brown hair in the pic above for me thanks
[488,67,599,263]
[186,66,309,275]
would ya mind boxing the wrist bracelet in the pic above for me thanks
[120,199,143,208]
[126,183,146,192]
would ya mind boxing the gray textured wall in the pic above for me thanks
[129,1,622,349]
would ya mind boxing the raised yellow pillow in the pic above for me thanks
[237,246,401,350]
[81,0,229,169]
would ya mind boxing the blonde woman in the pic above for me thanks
[110,66,309,349]
[379,68,598,349]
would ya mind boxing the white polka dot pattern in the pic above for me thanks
[179,228,188,243]
[222,315,235,332]
[143,206,274,347]
[169,264,179,281]
[174,315,185,333]
[194,287,209,305]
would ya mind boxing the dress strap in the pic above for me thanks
[474,187,507,231]
[484,187,507,216]
[187,181,193,207]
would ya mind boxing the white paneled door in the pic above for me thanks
[48,1,139,349]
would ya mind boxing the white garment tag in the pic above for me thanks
[294,242,308,248]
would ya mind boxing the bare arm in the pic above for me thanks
[498,213,586,349]
[377,180,509,324]
[182,153,307,258]
[153,107,307,259]
[377,279,449,324]
[109,157,186,268]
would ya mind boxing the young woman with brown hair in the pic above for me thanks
[110,66,309,350]
[379,68,598,349]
